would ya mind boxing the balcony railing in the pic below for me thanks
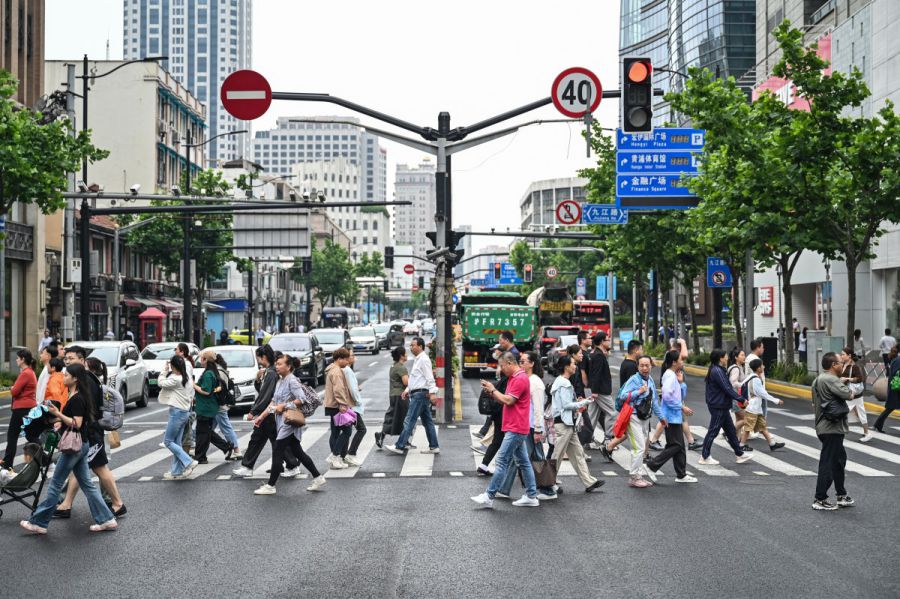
[809,0,836,26]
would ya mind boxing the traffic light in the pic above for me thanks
[418,275,425,289]
[622,57,653,132]
[383,280,389,293]
[384,246,394,269]
[301,256,312,275]
[493,262,502,280]
[524,263,533,283]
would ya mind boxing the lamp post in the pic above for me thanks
[180,128,247,344]
[77,54,166,340]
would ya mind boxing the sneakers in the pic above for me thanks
[89,519,118,533]
[307,476,327,492]
[182,460,199,477]
[769,442,786,451]
[675,474,699,483]
[476,464,494,476]
[536,492,558,500]
[585,480,605,493]
[374,432,384,448]
[629,477,651,488]
[811,498,838,511]
[649,441,664,451]
[739,444,754,452]
[736,453,754,464]
[343,455,362,467]
[19,520,47,535]
[584,454,592,463]
[494,492,511,500]
[420,447,440,454]
[697,457,719,465]
[859,432,875,443]
[329,457,349,470]
[232,466,254,477]
[688,441,704,451]
[749,432,761,440]
[470,492,494,508]
[162,471,184,481]
[586,441,605,450]
[512,495,540,507]
[254,484,277,495]
[384,445,406,456]
[283,467,301,477]
[836,495,855,507]
[643,466,658,483]
[471,444,487,455]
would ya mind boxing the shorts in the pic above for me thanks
[87,432,109,469]
[743,413,767,434]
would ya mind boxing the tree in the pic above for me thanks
[0,71,108,217]
[297,239,357,307]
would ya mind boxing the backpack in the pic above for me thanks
[298,381,322,417]
[738,374,757,409]
[97,384,125,431]
[215,366,236,407]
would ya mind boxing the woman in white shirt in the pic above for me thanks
[158,355,198,480]
[737,358,786,452]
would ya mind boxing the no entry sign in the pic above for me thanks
[555,200,582,225]
[552,67,602,118]
[221,70,272,121]
[403,264,415,275]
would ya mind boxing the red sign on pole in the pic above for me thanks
[220,70,272,121]
[555,200,582,225]
[403,264,415,275]
[552,67,602,118]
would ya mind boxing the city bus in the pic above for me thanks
[321,307,362,329]
[572,300,611,338]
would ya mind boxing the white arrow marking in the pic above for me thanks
[620,180,627,188]
[225,90,267,100]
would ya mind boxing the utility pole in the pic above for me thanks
[713,287,723,349]
[247,261,254,332]
[433,112,454,424]
[0,178,5,368]
[650,269,659,344]
[744,249,754,344]
[64,63,76,342]
[79,54,91,340]
[608,271,616,352]
[183,128,193,345]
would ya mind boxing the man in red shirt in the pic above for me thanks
[471,352,539,509]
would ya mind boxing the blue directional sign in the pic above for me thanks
[617,151,700,174]
[582,204,628,225]
[469,278,486,287]
[617,174,696,197]
[616,128,706,151]
[706,257,733,289]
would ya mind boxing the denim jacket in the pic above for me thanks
[550,376,590,426]
[616,372,656,412]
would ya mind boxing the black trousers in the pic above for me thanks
[482,411,505,467]
[195,415,230,460]
[325,407,352,458]
[478,415,492,436]
[382,396,409,436]
[701,408,743,459]
[3,407,43,467]
[268,435,320,486]
[815,433,847,500]
[348,413,367,455]
[241,414,298,470]
[647,422,687,478]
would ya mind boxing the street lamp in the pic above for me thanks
[77,54,166,341]
[180,128,248,345]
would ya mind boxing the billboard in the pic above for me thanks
[233,209,311,259]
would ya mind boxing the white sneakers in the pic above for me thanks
[254,484,277,495]
[327,455,349,469]
[420,447,440,454]
[511,495,540,507]
[697,457,720,465]
[384,445,406,455]
[19,520,47,535]
[182,460,199,477]
[89,519,119,532]
[643,466,658,483]
[162,471,184,481]
[860,432,875,443]
[736,454,754,464]
[470,492,494,508]
[471,493,539,508]
[232,466,254,477]
[283,467,301,478]
[307,476,327,492]
[343,455,363,467]
[676,475,699,483]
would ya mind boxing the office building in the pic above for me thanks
[518,177,588,231]
[123,0,252,166]
[393,160,436,261]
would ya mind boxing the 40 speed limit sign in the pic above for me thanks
[552,67,602,118]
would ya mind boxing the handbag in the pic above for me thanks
[531,458,557,488]
[814,380,850,423]
[848,381,865,397]
[107,430,121,449]
[612,399,634,438]
[478,388,499,416]
[283,406,306,427]
[333,408,357,427]
[58,425,83,455]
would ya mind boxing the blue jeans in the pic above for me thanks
[487,432,537,499]
[30,442,114,528]
[395,391,439,450]
[498,430,554,496]
[165,407,193,475]
[215,409,239,448]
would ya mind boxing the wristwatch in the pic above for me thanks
[268,407,276,415]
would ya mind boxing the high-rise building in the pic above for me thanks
[393,160,436,261]
[453,225,473,279]
[519,177,588,231]
[1,0,44,107]
[253,116,387,204]
[123,0,252,167]
[620,0,757,125]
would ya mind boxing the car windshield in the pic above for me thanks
[542,329,573,340]
[83,346,119,365]
[373,324,390,334]
[213,349,257,368]
[141,346,177,360]
[315,331,345,344]
[268,336,311,352]
[350,327,373,337]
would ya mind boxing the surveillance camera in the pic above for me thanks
[317,192,326,203]
[289,190,297,201]
[110,199,117,206]
[88,183,103,193]
[77,180,89,193]
[171,185,181,196]
[129,184,141,195]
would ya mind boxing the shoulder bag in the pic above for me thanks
[814,379,850,423]
[283,405,306,427]
[58,424,83,455]
[531,458,557,488]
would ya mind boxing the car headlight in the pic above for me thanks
[235,379,253,387]
[300,357,312,365]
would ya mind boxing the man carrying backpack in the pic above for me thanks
[811,352,854,511]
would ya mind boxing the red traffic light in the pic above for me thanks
[627,60,652,84]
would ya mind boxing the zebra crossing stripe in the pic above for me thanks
[326,427,376,479]
[400,427,436,477]
[109,429,165,454]
[778,432,891,476]
[252,425,331,479]
[111,446,176,479]
[683,430,739,476]
[691,426,814,476]
[184,432,255,480]
[787,426,900,465]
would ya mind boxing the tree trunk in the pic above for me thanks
[780,254,797,366]
[732,273,744,349]
[845,254,858,347]
[687,287,700,354]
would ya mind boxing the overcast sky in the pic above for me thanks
[46,0,621,253]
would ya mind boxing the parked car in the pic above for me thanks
[535,325,581,362]
[268,333,326,385]
[227,329,273,346]
[196,345,261,412]
[403,320,422,336]
[74,340,150,407]
[141,342,200,396]
[312,328,353,364]
[373,322,404,349]
[420,318,436,335]
[349,326,379,355]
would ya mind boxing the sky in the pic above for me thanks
[45,0,622,253]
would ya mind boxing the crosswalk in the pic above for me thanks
[8,421,900,483]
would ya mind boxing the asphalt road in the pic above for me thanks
[1,344,898,598]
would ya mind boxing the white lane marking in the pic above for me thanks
[754,471,770,476]
[251,424,330,479]
[602,470,618,476]
[450,471,464,477]
[691,426,813,476]
[767,408,815,421]
[225,90,267,100]
[779,432,891,476]
[372,472,386,478]
[399,427,436,477]
[110,429,166,454]
[124,406,170,422]
[326,427,375,479]
[138,476,154,481]
[111,447,175,479]
[217,475,232,480]
[185,432,255,480]
[788,426,900,465]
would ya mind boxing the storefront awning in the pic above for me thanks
[135,296,160,307]
[156,298,183,309]
[122,297,141,308]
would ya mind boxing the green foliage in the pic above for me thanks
[295,239,358,306]
[0,370,17,388]
[685,352,711,366]
[768,361,813,385]
[0,70,108,217]
[642,341,669,359]
[353,251,385,278]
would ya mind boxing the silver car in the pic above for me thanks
[141,342,200,396]
[74,340,150,407]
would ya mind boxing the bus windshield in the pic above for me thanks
[573,303,610,325]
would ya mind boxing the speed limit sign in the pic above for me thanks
[552,67,602,118]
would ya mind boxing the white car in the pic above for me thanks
[403,320,422,336]
[420,318,436,335]
[349,326,379,355]
[74,340,149,407]
[196,345,261,412]
[141,342,200,396]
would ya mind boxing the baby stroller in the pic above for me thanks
[0,431,59,519]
